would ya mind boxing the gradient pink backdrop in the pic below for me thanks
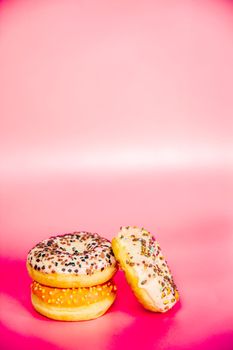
[0,0,233,349]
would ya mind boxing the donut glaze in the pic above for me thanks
[27,232,117,288]
[31,280,117,321]
[112,226,179,312]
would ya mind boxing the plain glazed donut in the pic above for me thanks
[27,232,117,288]
[112,226,179,313]
[31,280,117,321]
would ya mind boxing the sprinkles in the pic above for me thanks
[31,280,117,307]
[27,232,116,276]
[116,226,179,312]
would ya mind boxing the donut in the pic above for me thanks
[31,280,117,321]
[27,232,117,288]
[112,226,179,312]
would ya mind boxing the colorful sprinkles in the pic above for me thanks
[27,232,116,275]
[118,226,179,311]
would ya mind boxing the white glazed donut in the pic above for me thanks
[27,232,117,288]
[112,226,179,312]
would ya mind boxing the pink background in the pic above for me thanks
[0,0,233,349]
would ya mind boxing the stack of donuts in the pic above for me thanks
[27,232,118,321]
[27,226,179,321]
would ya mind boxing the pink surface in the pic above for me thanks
[0,0,233,349]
